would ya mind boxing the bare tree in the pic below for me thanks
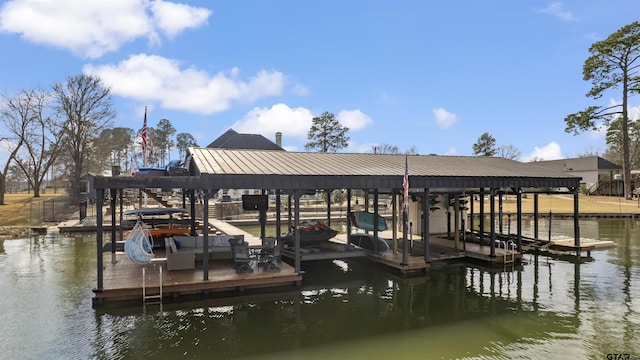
[10,88,65,197]
[52,74,116,202]
[0,90,34,204]
[497,144,521,160]
[404,146,419,155]
[372,143,400,154]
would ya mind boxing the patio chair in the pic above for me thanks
[259,237,276,266]
[229,237,246,270]
[233,243,253,274]
[261,242,281,272]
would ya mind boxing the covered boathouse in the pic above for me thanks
[90,149,582,305]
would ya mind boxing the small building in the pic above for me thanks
[533,156,622,196]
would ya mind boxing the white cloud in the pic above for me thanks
[349,141,378,153]
[0,0,211,58]
[338,109,372,131]
[629,104,640,121]
[444,147,457,155]
[536,2,578,21]
[150,0,211,38]
[433,108,458,129]
[84,53,285,114]
[522,141,563,162]
[232,103,313,140]
[229,105,372,149]
[295,86,310,97]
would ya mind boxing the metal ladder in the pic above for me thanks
[495,239,517,265]
[142,266,163,307]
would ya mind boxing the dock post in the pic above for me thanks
[490,188,496,257]
[479,188,485,247]
[96,188,104,291]
[573,187,580,257]
[423,188,430,263]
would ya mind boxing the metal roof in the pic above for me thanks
[91,148,581,192]
[187,148,582,191]
[534,156,621,172]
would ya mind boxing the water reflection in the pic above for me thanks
[90,257,593,359]
[0,219,639,359]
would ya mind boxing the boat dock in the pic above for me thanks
[93,252,301,305]
[55,215,612,305]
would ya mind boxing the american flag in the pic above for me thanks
[141,106,147,161]
[403,155,409,212]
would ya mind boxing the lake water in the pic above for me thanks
[0,218,638,359]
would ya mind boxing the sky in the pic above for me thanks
[1,0,639,162]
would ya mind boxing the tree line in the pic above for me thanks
[2,22,637,204]
[0,74,198,205]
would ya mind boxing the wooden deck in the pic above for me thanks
[367,251,431,273]
[428,236,523,264]
[93,252,301,304]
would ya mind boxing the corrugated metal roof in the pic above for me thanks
[188,148,581,191]
[90,149,582,191]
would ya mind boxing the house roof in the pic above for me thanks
[534,156,621,172]
[206,129,283,151]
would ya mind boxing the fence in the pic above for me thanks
[29,196,73,226]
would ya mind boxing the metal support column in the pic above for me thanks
[423,188,430,263]
[275,189,282,243]
[293,192,302,274]
[326,189,332,228]
[573,187,580,256]
[534,193,539,240]
[110,188,117,264]
[202,190,211,280]
[479,188,485,246]
[490,188,496,257]
[373,189,379,253]
[516,188,523,252]
[96,188,104,291]
[346,189,352,237]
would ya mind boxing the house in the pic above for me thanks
[207,129,284,201]
[207,129,284,151]
[533,156,622,196]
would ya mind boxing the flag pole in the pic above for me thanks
[141,106,148,207]
[142,106,147,168]
[401,155,409,265]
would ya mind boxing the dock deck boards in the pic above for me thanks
[95,252,301,302]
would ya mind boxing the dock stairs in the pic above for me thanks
[140,188,172,208]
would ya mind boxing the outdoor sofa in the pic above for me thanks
[164,234,243,271]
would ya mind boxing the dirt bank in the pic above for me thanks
[0,226,38,240]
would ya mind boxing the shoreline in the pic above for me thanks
[1,195,639,238]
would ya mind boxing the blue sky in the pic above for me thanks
[1,0,639,162]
